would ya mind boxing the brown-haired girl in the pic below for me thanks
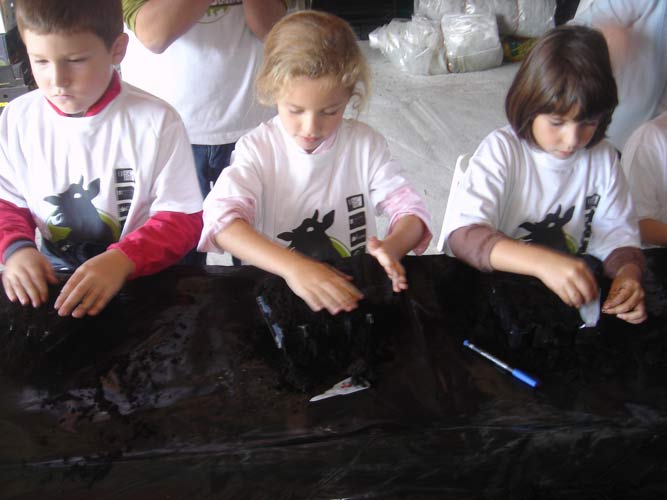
[199,11,432,315]
[442,25,646,324]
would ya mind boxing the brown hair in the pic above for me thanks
[256,10,370,111]
[505,24,618,149]
[15,0,123,50]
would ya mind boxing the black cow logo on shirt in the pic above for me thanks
[44,177,119,266]
[277,209,347,264]
[519,204,576,254]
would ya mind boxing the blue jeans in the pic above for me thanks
[181,143,237,267]
[192,143,236,198]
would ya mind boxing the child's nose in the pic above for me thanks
[303,113,320,136]
[562,124,581,150]
[52,63,70,88]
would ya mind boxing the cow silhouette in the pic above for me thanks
[44,177,114,265]
[519,204,575,254]
[277,209,342,264]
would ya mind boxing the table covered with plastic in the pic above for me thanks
[1,251,667,499]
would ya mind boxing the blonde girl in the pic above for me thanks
[198,10,432,315]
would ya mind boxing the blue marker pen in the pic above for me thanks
[463,340,540,388]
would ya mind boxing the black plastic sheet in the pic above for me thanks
[1,251,667,499]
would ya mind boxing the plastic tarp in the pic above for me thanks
[1,250,667,499]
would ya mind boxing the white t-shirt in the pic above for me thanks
[0,84,202,254]
[442,126,640,261]
[572,0,667,151]
[121,3,275,145]
[200,116,429,259]
[621,111,667,248]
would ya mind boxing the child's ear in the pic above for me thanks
[111,33,129,65]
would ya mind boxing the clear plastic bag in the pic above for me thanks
[370,11,503,75]
[368,16,448,75]
[515,0,556,38]
[414,0,465,20]
[441,13,503,73]
[416,0,556,38]
[465,0,519,35]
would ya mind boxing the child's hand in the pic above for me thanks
[2,247,58,307]
[54,249,135,319]
[367,236,408,293]
[283,256,364,315]
[602,265,646,324]
[537,252,598,308]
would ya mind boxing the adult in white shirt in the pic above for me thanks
[572,0,667,151]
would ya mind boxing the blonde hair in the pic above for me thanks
[256,10,370,112]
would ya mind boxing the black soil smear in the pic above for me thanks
[255,256,400,392]
[1,251,667,499]
[432,250,667,411]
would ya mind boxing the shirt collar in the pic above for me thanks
[275,115,340,155]
[45,71,121,118]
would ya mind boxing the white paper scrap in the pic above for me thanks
[579,290,601,328]
[309,377,370,403]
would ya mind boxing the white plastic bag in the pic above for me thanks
[368,16,448,75]
[414,0,465,20]
[416,0,556,37]
[465,0,519,35]
[516,0,556,38]
[441,13,503,72]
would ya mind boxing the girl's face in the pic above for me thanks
[531,109,599,159]
[276,76,351,153]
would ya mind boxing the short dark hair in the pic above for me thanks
[505,24,618,149]
[15,0,123,50]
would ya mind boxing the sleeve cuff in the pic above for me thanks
[603,246,646,279]
[2,239,37,264]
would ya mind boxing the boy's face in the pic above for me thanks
[23,30,128,115]
[276,76,351,153]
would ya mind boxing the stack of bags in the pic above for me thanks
[369,0,556,75]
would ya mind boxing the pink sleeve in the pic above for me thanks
[109,210,203,279]
[198,196,256,253]
[0,199,36,263]
[377,185,433,255]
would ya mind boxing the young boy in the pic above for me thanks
[0,0,203,319]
